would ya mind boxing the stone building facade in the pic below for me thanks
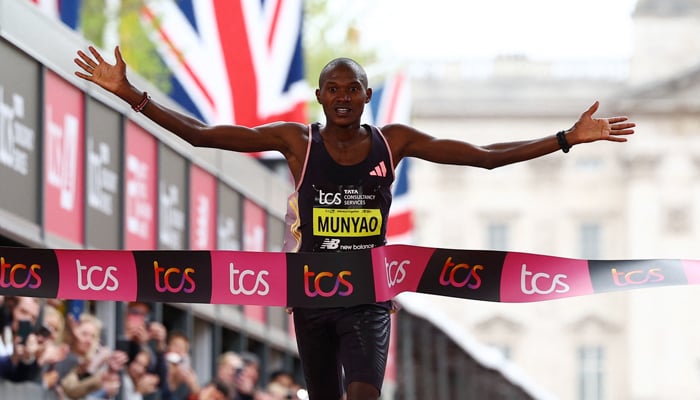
[405,1,700,399]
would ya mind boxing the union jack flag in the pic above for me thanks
[363,72,414,245]
[27,0,82,28]
[140,0,308,128]
[28,0,308,131]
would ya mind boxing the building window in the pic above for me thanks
[578,345,605,400]
[487,223,509,251]
[580,223,601,259]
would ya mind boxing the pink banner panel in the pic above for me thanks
[210,250,287,306]
[500,252,594,302]
[124,122,158,249]
[243,199,266,252]
[682,259,700,285]
[372,245,435,302]
[189,165,217,250]
[43,71,85,244]
[55,249,138,301]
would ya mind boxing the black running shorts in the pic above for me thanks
[293,301,392,400]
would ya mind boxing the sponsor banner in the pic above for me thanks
[0,248,59,298]
[500,251,592,303]
[0,39,41,224]
[210,251,285,306]
[85,98,122,249]
[0,246,699,306]
[286,251,375,307]
[43,71,85,244]
[124,122,157,249]
[55,249,137,301]
[189,165,217,250]
[217,183,242,250]
[372,245,434,302]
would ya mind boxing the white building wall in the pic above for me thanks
[404,2,700,397]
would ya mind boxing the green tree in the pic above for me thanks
[303,0,378,119]
[80,0,171,94]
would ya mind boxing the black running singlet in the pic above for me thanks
[283,123,395,253]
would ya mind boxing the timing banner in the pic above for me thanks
[0,245,697,306]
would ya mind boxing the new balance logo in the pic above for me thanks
[369,161,387,177]
[319,238,340,250]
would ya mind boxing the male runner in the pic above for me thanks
[74,46,635,400]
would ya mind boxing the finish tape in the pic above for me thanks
[0,245,695,306]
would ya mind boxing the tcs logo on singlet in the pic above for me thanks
[153,261,195,294]
[317,189,341,205]
[0,257,42,289]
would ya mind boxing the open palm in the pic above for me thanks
[569,101,634,144]
[74,46,128,94]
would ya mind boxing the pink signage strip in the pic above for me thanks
[0,246,694,306]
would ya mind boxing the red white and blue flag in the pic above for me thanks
[27,0,309,131]
[364,72,414,245]
[28,0,82,28]
[140,0,308,129]
[31,0,411,243]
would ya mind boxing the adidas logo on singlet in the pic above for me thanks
[369,161,387,177]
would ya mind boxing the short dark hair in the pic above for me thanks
[318,57,368,88]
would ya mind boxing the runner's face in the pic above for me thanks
[316,64,370,126]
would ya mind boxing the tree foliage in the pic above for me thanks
[80,0,171,93]
[302,0,377,118]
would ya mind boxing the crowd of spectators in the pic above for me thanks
[0,296,307,400]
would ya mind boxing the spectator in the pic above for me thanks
[191,379,230,400]
[122,301,168,400]
[57,313,127,399]
[214,351,243,400]
[163,330,200,400]
[234,352,260,400]
[36,303,70,399]
[0,295,10,357]
[121,348,161,400]
[264,370,297,400]
[0,296,42,382]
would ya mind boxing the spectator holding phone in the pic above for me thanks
[233,352,261,400]
[214,351,243,400]
[0,295,13,357]
[163,330,200,400]
[57,313,128,399]
[121,301,168,400]
[35,303,70,399]
[0,296,42,382]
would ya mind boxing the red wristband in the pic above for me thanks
[132,91,151,113]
